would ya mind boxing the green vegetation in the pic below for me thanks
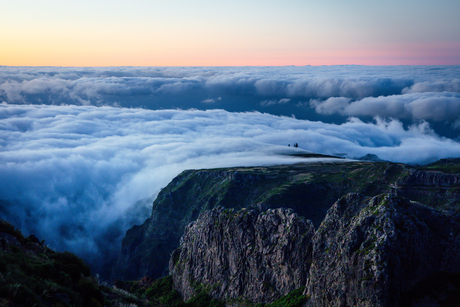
[0,220,106,307]
[0,220,156,307]
[113,275,225,307]
[186,290,225,307]
[421,158,460,174]
[113,276,308,307]
[254,287,310,307]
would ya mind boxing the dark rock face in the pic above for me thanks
[403,169,460,187]
[306,193,460,307]
[113,162,412,281]
[169,207,314,304]
[168,194,460,306]
[113,159,460,286]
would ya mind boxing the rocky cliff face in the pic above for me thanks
[113,159,460,285]
[306,193,460,306]
[169,207,314,304]
[169,194,460,306]
[113,162,412,281]
[404,169,460,187]
[395,169,460,210]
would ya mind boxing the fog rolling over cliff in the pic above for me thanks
[1,65,460,278]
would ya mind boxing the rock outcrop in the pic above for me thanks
[307,193,460,306]
[169,194,460,306]
[113,158,460,295]
[113,161,413,281]
[170,207,314,304]
[401,169,460,187]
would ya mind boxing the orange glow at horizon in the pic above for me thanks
[2,46,459,67]
[1,1,459,67]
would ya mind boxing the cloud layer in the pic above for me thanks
[311,92,460,121]
[1,66,459,137]
[2,104,460,276]
[1,65,460,276]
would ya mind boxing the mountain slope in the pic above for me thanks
[113,159,460,281]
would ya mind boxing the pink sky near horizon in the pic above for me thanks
[2,0,460,67]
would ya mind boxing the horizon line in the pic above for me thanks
[2,64,460,68]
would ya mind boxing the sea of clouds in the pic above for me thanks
[1,66,459,127]
[1,65,459,276]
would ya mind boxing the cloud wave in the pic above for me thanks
[1,66,458,104]
[1,65,460,276]
[2,66,460,138]
[1,104,460,276]
[312,92,460,122]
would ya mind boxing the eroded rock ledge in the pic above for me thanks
[170,194,460,306]
[307,193,460,306]
[169,207,314,304]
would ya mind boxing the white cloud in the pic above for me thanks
[0,66,457,107]
[260,98,291,106]
[310,97,351,115]
[311,92,460,122]
[1,105,460,271]
[202,97,222,103]
[402,79,460,94]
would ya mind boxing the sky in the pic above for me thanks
[2,0,460,66]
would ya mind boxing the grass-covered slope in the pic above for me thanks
[113,276,308,307]
[0,220,157,307]
[0,220,106,307]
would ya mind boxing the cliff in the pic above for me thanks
[113,159,460,282]
[306,193,460,306]
[169,194,460,306]
[112,161,411,281]
[169,207,314,304]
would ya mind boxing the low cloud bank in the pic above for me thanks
[1,66,459,125]
[311,92,460,122]
[1,65,460,275]
[2,66,459,138]
[1,105,460,275]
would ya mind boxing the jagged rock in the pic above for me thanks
[169,206,314,304]
[113,159,460,283]
[167,193,460,306]
[306,193,460,307]
[403,169,460,187]
[113,162,414,281]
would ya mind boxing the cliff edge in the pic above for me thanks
[170,207,314,304]
[169,194,460,306]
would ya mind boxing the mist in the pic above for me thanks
[1,66,459,137]
[1,65,460,277]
